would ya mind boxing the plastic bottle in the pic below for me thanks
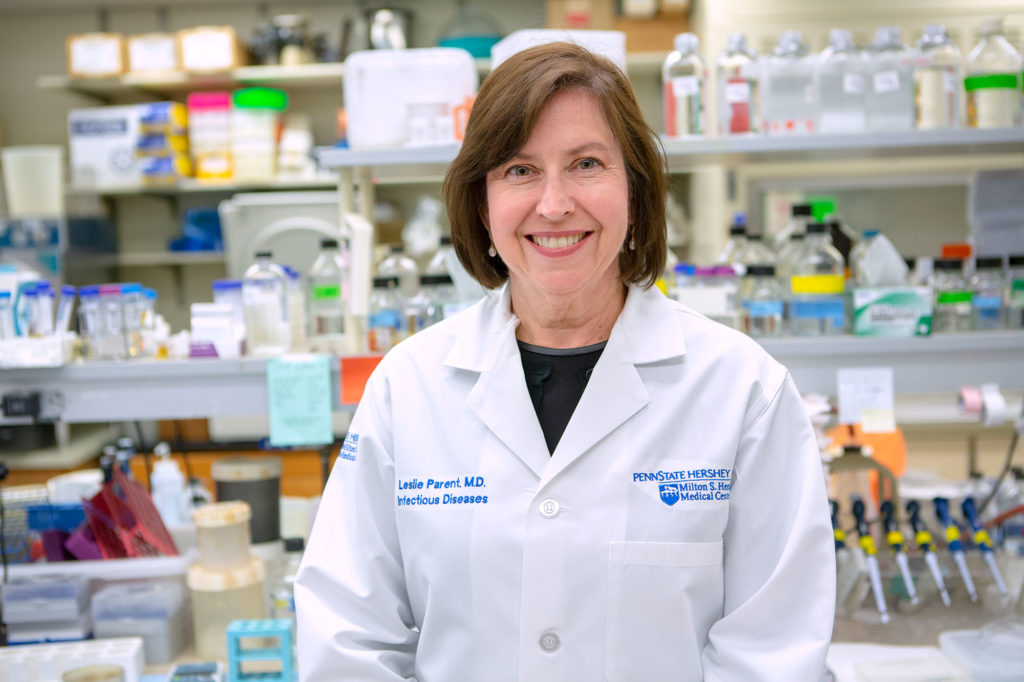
[717,215,748,264]
[849,229,880,286]
[282,266,308,352]
[866,26,915,132]
[271,537,305,624]
[243,251,290,356]
[662,33,706,137]
[717,33,759,135]
[426,235,455,275]
[0,291,13,339]
[773,202,814,253]
[971,256,1005,330]
[419,273,459,323]
[308,238,348,353]
[98,284,125,360]
[150,441,188,527]
[965,18,1023,129]
[816,29,867,134]
[120,282,143,357]
[213,279,246,353]
[737,233,776,268]
[762,31,817,135]
[741,264,785,338]
[914,25,963,129]
[77,285,100,359]
[367,275,404,352]
[1008,254,1024,329]
[788,222,846,336]
[34,281,55,336]
[378,245,420,300]
[932,258,972,332]
[18,285,38,337]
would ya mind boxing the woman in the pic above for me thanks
[296,42,835,681]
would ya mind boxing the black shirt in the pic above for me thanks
[518,340,607,454]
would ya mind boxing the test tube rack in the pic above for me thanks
[0,636,144,682]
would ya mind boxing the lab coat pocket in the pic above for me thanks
[606,540,723,682]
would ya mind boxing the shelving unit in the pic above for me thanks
[65,174,341,198]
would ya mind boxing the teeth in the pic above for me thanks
[533,233,585,249]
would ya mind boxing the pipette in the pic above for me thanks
[852,497,889,623]
[880,501,918,605]
[934,497,977,602]
[906,500,951,606]
[831,499,846,551]
[961,497,1009,601]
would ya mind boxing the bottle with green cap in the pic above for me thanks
[964,17,1022,128]
[932,258,972,332]
[231,87,289,182]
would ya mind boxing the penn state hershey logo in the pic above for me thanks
[659,483,683,506]
[633,463,733,508]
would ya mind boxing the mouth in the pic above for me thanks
[527,232,591,249]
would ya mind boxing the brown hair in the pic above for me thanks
[442,41,668,289]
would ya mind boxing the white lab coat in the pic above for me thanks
[296,284,835,682]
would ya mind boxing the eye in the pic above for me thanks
[507,165,531,178]
[577,158,601,170]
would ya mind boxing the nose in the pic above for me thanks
[536,174,574,221]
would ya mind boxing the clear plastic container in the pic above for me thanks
[419,273,458,324]
[282,265,308,352]
[271,536,304,623]
[773,202,813,253]
[717,218,748,264]
[308,237,348,353]
[231,88,288,182]
[367,275,404,352]
[914,25,963,129]
[816,29,867,134]
[426,235,455,275]
[788,222,846,336]
[736,233,776,268]
[35,281,55,336]
[716,33,759,135]
[212,279,246,350]
[741,264,784,338]
[1008,254,1024,329]
[971,256,1005,330]
[849,229,880,287]
[0,291,13,339]
[1,573,90,624]
[866,26,915,132]
[965,18,1023,129]
[662,33,706,137]
[378,245,420,299]
[243,251,290,356]
[932,258,972,332]
[187,556,266,662]
[119,282,143,358]
[187,91,232,181]
[91,581,186,664]
[18,285,38,337]
[98,284,126,360]
[762,31,817,135]
[76,285,100,358]
[192,500,253,571]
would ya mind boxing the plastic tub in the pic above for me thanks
[192,500,253,570]
[187,556,266,661]
[91,581,186,664]
[1,146,64,218]
[1,574,90,624]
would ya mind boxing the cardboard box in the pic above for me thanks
[853,287,933,336]
[68,105,142,189]
[66,33,126,78]
[178,26,248,73]
[127,33,179,73]
[615,13,691,52]
[546,0,616,30]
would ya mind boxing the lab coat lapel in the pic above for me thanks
[541,286,687,487]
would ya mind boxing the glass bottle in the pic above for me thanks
[762,31,817,135]
[773,202,813,253]
[308,238,348,353]
[970,256,1005,330]
[717,32,759,135]
[717,217,748,264]
[1008,254,1024,329]
[419,273,458,324]
[932,258,972,332]
[662,32,706,137]
[737,233,777,268]
[378,245,420,300]
[816,28,867,134]
[741,264,784,338]
[788,222,846,336]
[426,235,455,275]
[914,24,963,129]
[367,275,404,353]
[965,17,1023,128]
[866,26,916,132]
[243,251,291,356]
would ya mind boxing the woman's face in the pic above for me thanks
[484,89,629,304]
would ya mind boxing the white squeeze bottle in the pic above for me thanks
[662,33,706,137]
[150,442,188,527]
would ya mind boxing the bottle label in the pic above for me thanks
[742,300,783,318]
[943,70,957,93]
[312,285,341,300]
[842,73,865,95]
[937,290,972,304]
[974,296,1002,320]
[369,308,402,330]
[791,274,844,295]
[1012,278,1024,293]
[671,76,700,97]
[790,297,845,323]
[725,81,750,103]
[964,74,1020,91]
[874,71,900,93]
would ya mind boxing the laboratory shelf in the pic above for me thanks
[66,174,339,198]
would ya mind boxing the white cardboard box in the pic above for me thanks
[68,105,142,190]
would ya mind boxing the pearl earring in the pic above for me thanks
[488,243,497,258]
[629,235,636,251]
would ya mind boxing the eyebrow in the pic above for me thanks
[512,142,613,162]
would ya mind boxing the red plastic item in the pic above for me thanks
[83,469,179,559]
[941,242,972,260]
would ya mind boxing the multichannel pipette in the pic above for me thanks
[852,498,889,623]
[934,497,977,602]
[906,500,951,606]
[880,501,918,605]
[961,497,1010,601]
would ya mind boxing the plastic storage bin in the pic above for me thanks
[193,501,253,571]
[91,581,187,664]
[188,556,266,661]
[1,574,90,624]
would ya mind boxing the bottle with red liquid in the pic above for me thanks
[717,33,759,135]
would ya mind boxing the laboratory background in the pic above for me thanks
[0,0,1022,679]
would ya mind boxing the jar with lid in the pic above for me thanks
[932,258,972,332]
[368,275,404,352]
[970,256,1005,330]
[740,264,784,338]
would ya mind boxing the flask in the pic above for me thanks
[788,222,846,336]
[1008,254,1024,329]
[367,275,404,352]
[965,17,1023,128]
[378,245,420,299]
[740,264,784,338]
[662,33,706,137]
[914,25,963,129]
[717,33,759,135]
[150,442,188,527]
[242,251,290,356]
[308,238,348,353]
[866,26,915,132]
[970,256,1005,330]
[932,258,972,332]
[816,29,867,134]
[762,31,817,135]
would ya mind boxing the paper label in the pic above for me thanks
[71,36,122,74]
[129,36,177,71]
[671,76,700,98]
[182,31,232,70]
[267,355,333,447]
[837,366,895,432]
[842,73,865,94]
[725,81,751,103]
[943,70,957,93]
[874,70,900,93]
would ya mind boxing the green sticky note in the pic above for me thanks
[267,355,333,447]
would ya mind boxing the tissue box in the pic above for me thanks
[853,287,933,336]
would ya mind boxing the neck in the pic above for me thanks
[510,280,627,349]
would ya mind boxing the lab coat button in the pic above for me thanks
[539,632,561,652]
[539,498,560,518]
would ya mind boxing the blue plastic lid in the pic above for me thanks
[674,263,696,275]
[213,279,243,291]
[35,281,53,293]
[121,282,143,294]
[863,229,880,238]
[282,265,300,280]
[79,285,100,297]
[61,285,77,296]
[143,288,157,300]
[24,287,38,297]
[731,211,747,227]
[0,291,11,299]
